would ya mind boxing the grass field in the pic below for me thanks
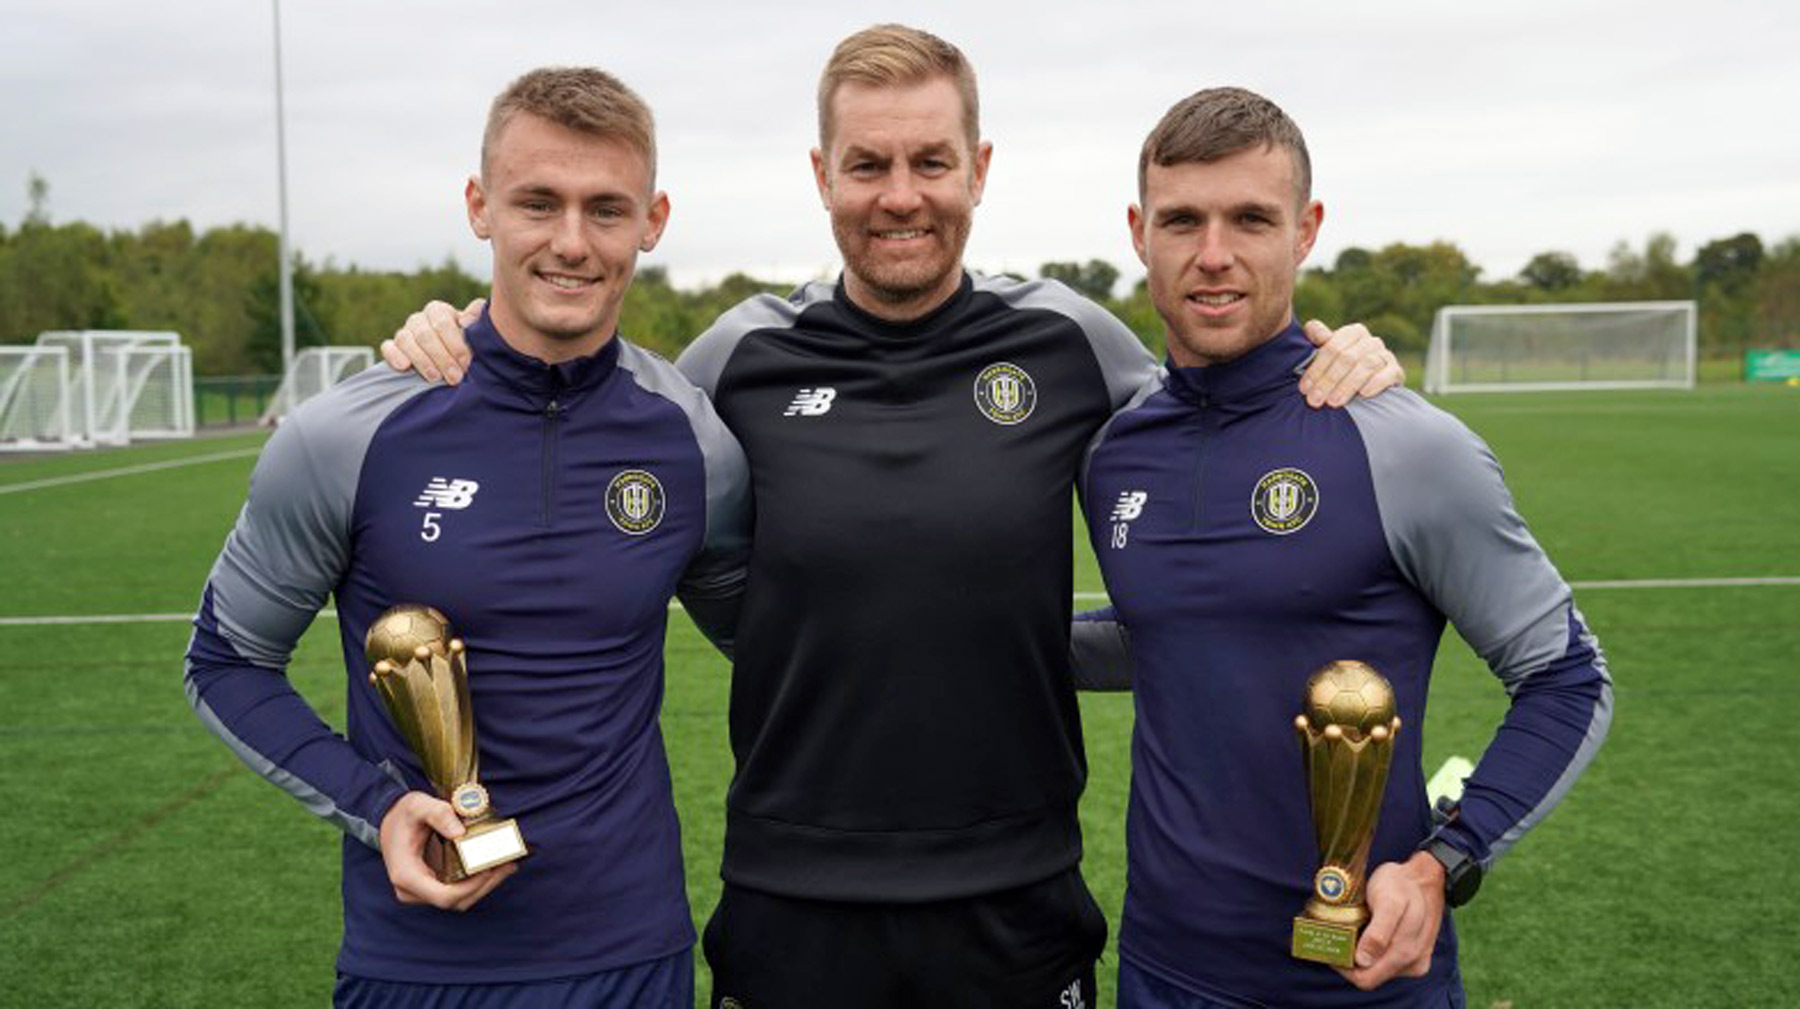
[2,382,1797,1007]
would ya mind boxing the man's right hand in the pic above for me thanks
[381,298,482,385]
[378,790,516,911]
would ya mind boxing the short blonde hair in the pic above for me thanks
[482,66,657,186]
[817,24,979,150]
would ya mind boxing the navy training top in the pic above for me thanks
[1079,323,1612,1007]
[185,311,748,983]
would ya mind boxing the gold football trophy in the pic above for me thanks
[1291,660,1400,967]
[365,604,528,882]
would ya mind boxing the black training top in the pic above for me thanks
[678,273,1156,901]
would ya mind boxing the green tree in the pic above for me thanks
[1039,259,1121,301]
[1518,251,1583,293]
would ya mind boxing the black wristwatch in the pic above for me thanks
[1422,836,1482,907]
[1421,798,1482,907]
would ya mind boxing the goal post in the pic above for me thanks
[1424,301,1696,394]
[260,346,375,425]
[0,346,75,451]
[31,331,194,445]
[94,344,195,443]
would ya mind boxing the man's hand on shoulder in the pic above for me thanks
[381,298,483,385]
[1299,320,1405,408]
[1337,850,1446,991]
[378,790,516,912]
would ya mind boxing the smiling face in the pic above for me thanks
[1129,143,1322,368]
[812,75,992,322]
[466,112,668,363]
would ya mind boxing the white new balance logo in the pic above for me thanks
[1110,490,1148,522]
[784,387,837,417]
[414,478,480,510]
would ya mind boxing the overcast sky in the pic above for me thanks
[4,0,1797,297]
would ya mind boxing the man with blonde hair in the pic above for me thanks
[386,27,1401,1007]
[187,66,747,1008]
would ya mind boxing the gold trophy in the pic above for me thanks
[365,604,528,882]
[1291,660,1400,967]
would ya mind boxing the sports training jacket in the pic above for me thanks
[184,311,748,983]
[1080,323,1612,1007]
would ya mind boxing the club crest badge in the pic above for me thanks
[605,469,665,535]
[973,362,1037,425]
[1251,468,1319,535]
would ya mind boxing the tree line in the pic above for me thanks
[3,179,1794,374]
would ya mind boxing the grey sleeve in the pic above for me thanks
[619,342,751,657]
[206,373,428,665]
[676,283,827,395]
[978,275,1160,410]
[1351,391,1578,685]
[1351,390,1613,865]
[186,371,431,847]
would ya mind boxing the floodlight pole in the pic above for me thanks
[272,0,295,373]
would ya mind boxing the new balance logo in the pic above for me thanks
[414,478,480,510]
[1110,490,1148,522]
[784,387,837,417]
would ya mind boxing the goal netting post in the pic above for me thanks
[1424,301,1696,394]
[0,346,75,451]
[260,346,375,425]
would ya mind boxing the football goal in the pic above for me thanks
[260,346,374,424]
[1424,301,1696,394]
[0,345,75,450]
[32,331,195,445]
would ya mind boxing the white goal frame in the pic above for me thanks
[32,330,195,445]
[1424,301,1697,394]
[0,345,76,451]
[260,346,375,425]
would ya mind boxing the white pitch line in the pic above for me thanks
[1076,576,1800,602]
[0,448,262,496]
[3,577,1796,627]
[1566,576,1800,589]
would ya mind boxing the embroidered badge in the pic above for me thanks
[1251,468,1319,535]
[605,469,665,535]
[973,362,1037,425]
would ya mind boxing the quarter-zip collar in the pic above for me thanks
[466,306,621,409]
[1163,319,1312,411]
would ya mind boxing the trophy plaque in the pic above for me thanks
[1291,660,1400,967]
[365,604,528,882]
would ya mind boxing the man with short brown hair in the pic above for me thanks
[1081,85,1610,1007]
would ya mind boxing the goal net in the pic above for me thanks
[260,346,374,424]
[33,331,195,445]
[1424,301,1696,394]
[0,346,75,450]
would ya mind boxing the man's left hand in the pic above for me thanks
[1299,320,1404,407]
[1337,850,1446,991]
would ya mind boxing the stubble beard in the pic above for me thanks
[835,213,970,313]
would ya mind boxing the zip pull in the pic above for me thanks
[544,398,561,419]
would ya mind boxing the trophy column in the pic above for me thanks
[1291,660,1400,967]
[365,605,529,882]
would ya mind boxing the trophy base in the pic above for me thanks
[426,818,529,883]
[1292,916,1359,968]
[454,818,529,875]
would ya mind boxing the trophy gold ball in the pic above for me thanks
[1290,660,1401,968]
[364,604,528,882]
